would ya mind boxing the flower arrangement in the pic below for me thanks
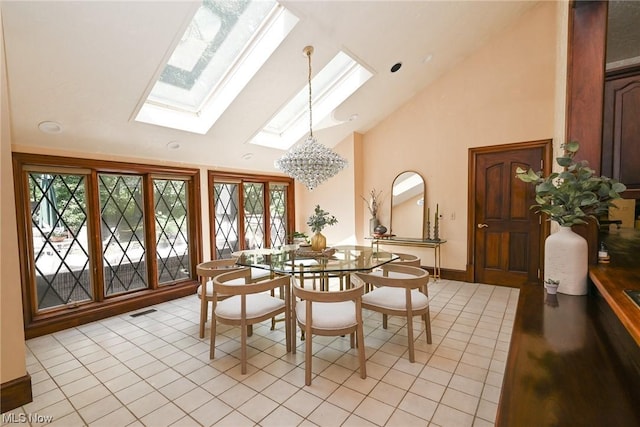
[515,141,626,227]
[307,205,338,233]
[361,188,383,218]
[291,231,309,243]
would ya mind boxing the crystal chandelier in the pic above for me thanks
[275,46,348,190]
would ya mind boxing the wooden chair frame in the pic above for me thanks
[356,264,431,363]
[196,258,242,339]
[211,268,291,374]
[292,279,366,385]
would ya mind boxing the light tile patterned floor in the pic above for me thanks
[2,279,519,427]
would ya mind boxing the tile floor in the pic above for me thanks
[2,279,519,427]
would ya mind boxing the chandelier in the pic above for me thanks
[275,46,348,190]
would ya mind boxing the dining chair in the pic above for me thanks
[196,259,243,339]
[197,260,272,338]
[211,268,291,374]
[363,252,420,292]
[355,264,431,362]
[390,252,421,267]
[292,278,366,385]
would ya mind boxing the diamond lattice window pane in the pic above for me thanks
[99,174,148,295]
[154,179,191,284]
[214,182,240,258]
[243,183,265,249]
[29,173,92,311]
[270,183,287,247]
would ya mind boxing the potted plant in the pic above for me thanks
[291,231,309,245]
[544,278,559,295]
[307,205,338,251]
[516,141,626,295]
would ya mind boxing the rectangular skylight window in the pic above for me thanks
[135,0,298,134]
[250,51,373,150]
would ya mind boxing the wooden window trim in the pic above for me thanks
[12,153,202,338]
[208,171,295,259]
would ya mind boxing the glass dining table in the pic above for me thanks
[233,244,399,291]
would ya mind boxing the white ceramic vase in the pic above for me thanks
[544,226,588,295]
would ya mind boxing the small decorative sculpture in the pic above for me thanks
[374,224,387,235]
[433,204,440,241]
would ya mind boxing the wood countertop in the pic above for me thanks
[590,264,640,346]
[497,228,640,426]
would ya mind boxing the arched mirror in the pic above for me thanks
[390,171,426,239]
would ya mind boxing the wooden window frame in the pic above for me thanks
[208,171,294,259]
[12,153,202,338]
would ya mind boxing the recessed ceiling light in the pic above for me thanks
[390,62,402,73]
[423,54,433,63]
[166,141,181,150]
[38,121,63,134]
[241,153,254,160]
[348,114,359,122]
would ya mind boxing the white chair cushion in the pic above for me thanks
[362,287,429,311]
[250,267,271,281]
[197,278,247,297]
[296,300,357,330]
[215,294,284,320]
[369,270,415,280]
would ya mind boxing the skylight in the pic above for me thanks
[135,0,298,134]
[250,51,373,150]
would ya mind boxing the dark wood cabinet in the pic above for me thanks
[602,66,640,199]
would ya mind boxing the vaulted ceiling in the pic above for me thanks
[2,1,637,174]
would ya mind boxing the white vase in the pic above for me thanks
[544,226,588,295]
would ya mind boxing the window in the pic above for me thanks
[209,172,293,258]
[29,171,92,310]
[99,174,148,295]
[250,50,374,150]
[135,0,299,134]
[154,178,191,284]
[14,154,201,337]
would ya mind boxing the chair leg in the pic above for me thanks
[305,321,312,386]
[382,314,388,329]
[424,311,432,344]
[209,314,217,359]
[406,315,415,363]
[291,313,297,355]
[199,294,207,339]
[357,325,367,379]
[241,320,248,375]
[271,288,276,330]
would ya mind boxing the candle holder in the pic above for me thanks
[426,218,431,240]
[433,214,440,241]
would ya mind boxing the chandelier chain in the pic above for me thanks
[274,45,348,191]
[307,48,313,138]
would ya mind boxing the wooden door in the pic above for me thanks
[603,68,640,199]
[470,141,550,287]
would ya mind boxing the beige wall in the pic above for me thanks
[294,133,361,245]
[1,1,569,379]
[1,8,28,384]
[300,1,562,271]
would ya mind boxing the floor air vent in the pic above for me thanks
[130,309,157,317]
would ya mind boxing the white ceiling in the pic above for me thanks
[6,0,633,175]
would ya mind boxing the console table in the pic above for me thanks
[368,237,445,280]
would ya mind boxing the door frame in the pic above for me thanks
[467,139,553,284]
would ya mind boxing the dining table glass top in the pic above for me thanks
[234,244,399,275]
